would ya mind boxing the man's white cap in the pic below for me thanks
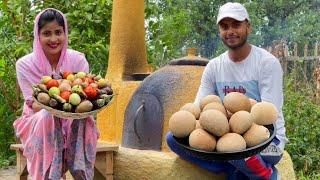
[216,2,250,24]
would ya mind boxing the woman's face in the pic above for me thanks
[39,20,65,59]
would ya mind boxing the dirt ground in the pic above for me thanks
[0,166,19,180]
[0,167,73,180]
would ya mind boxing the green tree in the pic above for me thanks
[145,0,226,67]
[0,0,34,166]
[146,0,320,65]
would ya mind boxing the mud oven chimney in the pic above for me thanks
[97,0,208,152]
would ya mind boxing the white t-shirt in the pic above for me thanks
[195,45,288,151]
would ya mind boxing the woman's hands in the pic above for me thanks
[32,101,42,112]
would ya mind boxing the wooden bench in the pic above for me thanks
[10,142,119,180]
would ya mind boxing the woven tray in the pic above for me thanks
[33,96,114,119]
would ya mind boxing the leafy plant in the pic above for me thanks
[0,0,33,166]
[283,74,320,178]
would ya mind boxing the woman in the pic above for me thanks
[14,8,98,180]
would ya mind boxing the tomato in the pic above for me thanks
[89,83,98,89]
[83,86,98,100]
[83,77,94,84]
[46,79,59,89]
[63,71,73,79]
[60,91,71,101]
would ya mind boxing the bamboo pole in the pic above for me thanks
[314,43,320,104]
[294,43,298,57]
[278,43,284,71]
[284,44,289,75]
[293,43,298,87]
[315,68,320,104]
[279,55,284,71]
[314,43,319,68]
[304,44,308,84]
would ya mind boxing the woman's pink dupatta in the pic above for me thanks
[14,8,98,180]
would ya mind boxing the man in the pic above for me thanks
[167,2,288,179]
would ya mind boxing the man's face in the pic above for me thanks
[218,18,251,49]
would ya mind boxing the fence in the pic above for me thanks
[266,42,320,103]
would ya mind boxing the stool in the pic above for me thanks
[10,142,119,180]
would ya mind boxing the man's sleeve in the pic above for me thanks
[258,57,287,151]
[194,62,216,106]
[258,58,283,110]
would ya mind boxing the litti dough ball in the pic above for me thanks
[199,109,229,137]
[216,133,246,152]
[229,111,253,134]
[223,92,251,113]
[243,123,270,147]
[180,103,201,119]
[202,102,227,117]
[200,95,222,110]
[169,110,196,138]
[251,101,278,125]
[189,129,216,151]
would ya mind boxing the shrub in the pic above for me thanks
[283,75,320,178]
